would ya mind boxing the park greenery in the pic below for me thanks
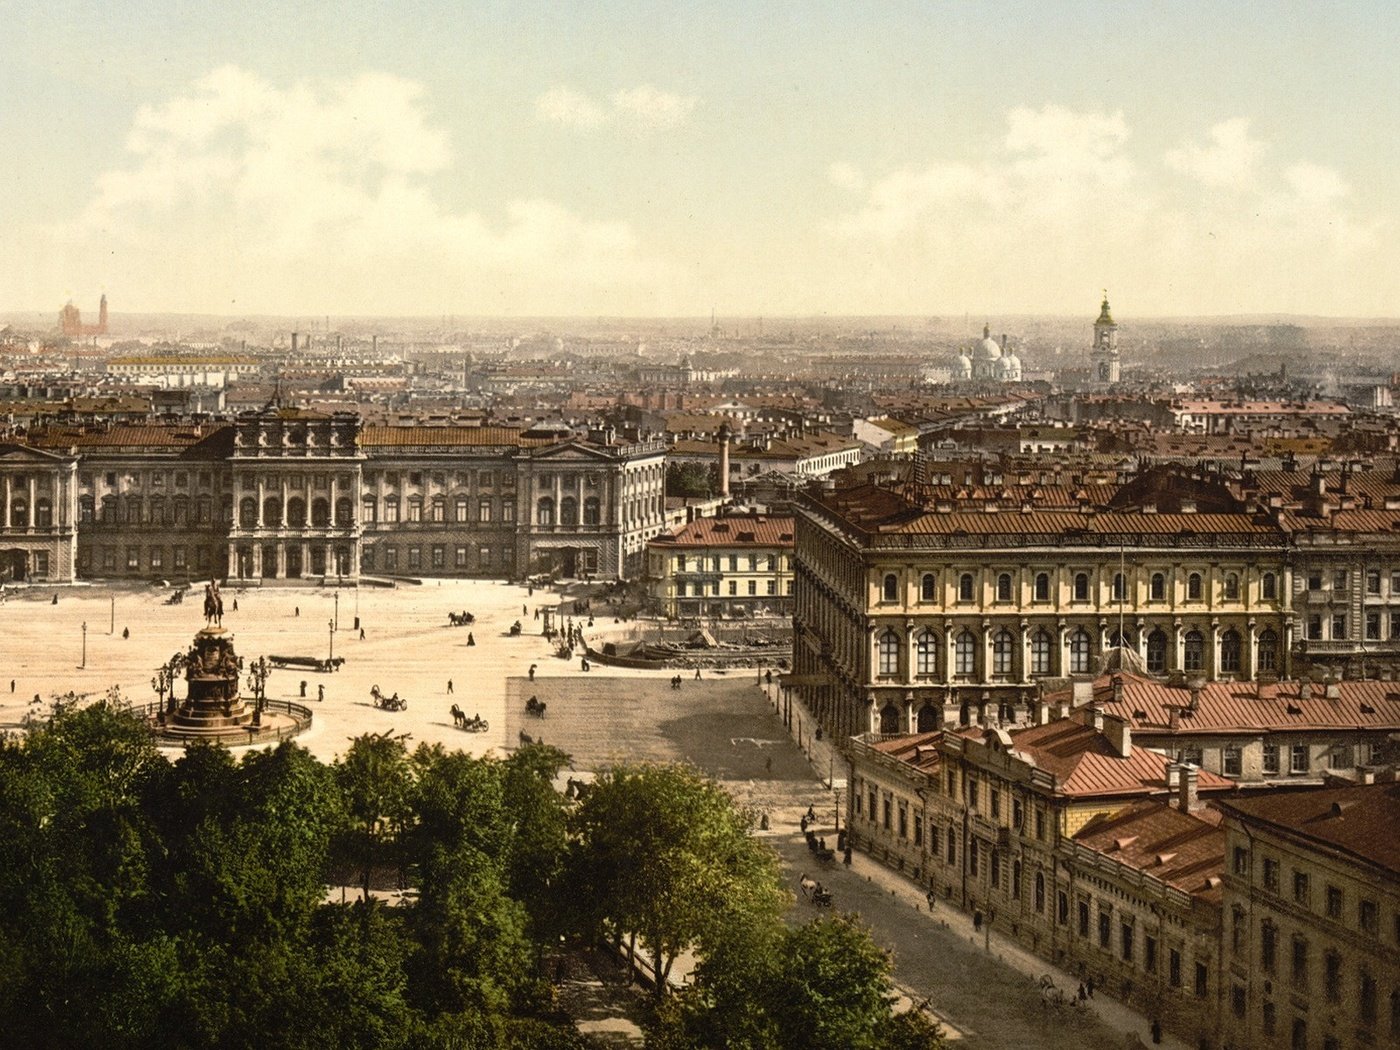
[0,697,944,1049]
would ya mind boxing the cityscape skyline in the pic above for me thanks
[6,1,1399,319]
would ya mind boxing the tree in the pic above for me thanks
[335,731,414,901]
[568,763,785,998]
[665,462,714,499]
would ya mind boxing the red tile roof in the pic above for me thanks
[870,731,943,774]
[648,515,795,548]
[1217,782,1400,874]
[1071,799,1226,901]
[359,425,552,448]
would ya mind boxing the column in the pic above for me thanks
[1246,621,1258,680]
[329,474,338,528]
[253,545,263,577]
[1058,622,1069,677]
[256,478,265,527]
[1020,623,1032,684]
[1173,622,1185,672]
[3,476,10,531]
[27,476,36,527]
[1209,620,1220,678]
[982,624,993,682]
[945,622,956,683]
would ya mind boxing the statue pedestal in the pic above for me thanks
[171,627,252,731]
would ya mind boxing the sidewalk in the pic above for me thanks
[776,683,1186,1050]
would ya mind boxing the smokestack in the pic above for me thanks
[292,332,299,354]
[1177,764,1199,813]
[719,423,731,499]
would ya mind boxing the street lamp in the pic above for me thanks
[80,621,87,669]
[333,590,339,632]
[246,656,270,725]
[328,620,335,662]
[152,654,181,723]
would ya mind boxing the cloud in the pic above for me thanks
[534,86,607,129]
[827,162,865,192]
[824,105,1385,316]
[534,84,697,131]
[1165,117,1264,189]
[18,66,675,315]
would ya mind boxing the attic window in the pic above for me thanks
[779,532,793,541]
[736,531,756,542]
[1286,703,1303,715]
[1133,709,1148,720]
[1155,852,1177,866]
[1329,801,1354,817]
[1360,702,1376,714]
[1205,876,1222,889]
[1113,836,1138,851]
[711,522,730,533]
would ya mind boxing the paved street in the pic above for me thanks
[1,579,1174,1048]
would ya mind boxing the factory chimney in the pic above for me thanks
[719,423,731,499]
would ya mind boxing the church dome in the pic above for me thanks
[972,322,1002,361]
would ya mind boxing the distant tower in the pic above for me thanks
[97,294,108,335]
[1093,291,1120,384]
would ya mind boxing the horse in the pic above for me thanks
[450,703,465,728]
[203,581,223,627]
[370,685,383,705]
[525,696,547,718]
[799,873,818,899]
[519,730,534,746]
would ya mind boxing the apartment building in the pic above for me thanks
[646,514,795,618]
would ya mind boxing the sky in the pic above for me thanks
[3,0,1398,319]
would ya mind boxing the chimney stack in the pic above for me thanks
[1089,703,1104,733]
[1188,680,1202,711]
[719,423,732,499]
[291,332,299,354]
[1104,712,1132,758]
[1177,764,1199,813]
[1111,675,1124,706]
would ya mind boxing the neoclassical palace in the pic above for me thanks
[0,410,667,585]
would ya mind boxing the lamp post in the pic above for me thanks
[152,657,178,723]
[328,620,335,663]
[333,589,339,631]
[246,655,270,725]
[110,594,115,635]
[80,621,87,669]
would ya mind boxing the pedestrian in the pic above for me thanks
[447,679,454,694]
[843,846,852,866]
[1150,1019,1162,1044]
[1077,983,1087,1002]
[587,615,594,627]
[359,626,365,640]
[317,683,324,702]
[52,593,58,605]
[973,910,983,932]
[467,632,475,646]
[524,602,528,614]
[926,888,937,912]
[8,679,13,693]
[232,598,239,612]
[694,668,702,680]
[529,664,536,681]
[300,680,307,698]
[295,606,300,617]
[534,608,540,620]
[800,814,809,833]
[765,755,772,775]
[32,693,40,705]
[122,627,129,639]
[1086,976,1094,999]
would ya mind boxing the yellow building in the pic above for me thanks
[646,514,794,619]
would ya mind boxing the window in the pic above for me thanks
[1365,610,1384,640]
[913,814,922,846]
[1146,629,1167,673]
[916,629,938,676]
[1097,910,1111,949]
[407,547,421,570]
[1367,569,1382,594]
[1231,985,1246,1018]
[1145,935,1157,973]
[878,631,900,676]
[1263,744,1280,774]
[1224,573,1240,600]
[1263,858,1280,892]
[560,497,578,526]
[1035,809,1045,841]
[992,630,1014,674]
[1121,922,1134,961]
[883,573,899,602]
[406,496,422,523]
[1262,921,1277,972]
[1329,745,1352,769]
[1069,628,1091,674]
[1258,629,1278,671]
[1220,629,1241,673]
[430,545,444,569]
[1324,951,1342,1002]
[1359,898,1379,936]
[1334,569,1348,591]
[955,631,976,676]
[455,546,468,569]
[1034,572,1050,600]
[996,573,1012,601]
[1293,870,1310,906]
[1292,935,1308,988]
[1169,948,1181,987]
[537,497,555,525]
[1073,572,1089,601]
[990,789,1001,819]
[1030,629,1052,674]
[747,580,756,596]
[969,838,978,876]
[1150,572,1165,600]
[1331,613,1347,639]
[1183,630,1204,672]
[1262,572,1277,599]
[1359,971,1377,1025]
[361,496,377,524]
[1290,745,1309,774]
[383,496,400,524]
[430,496,445,522]
[583,497,600,525]
[1224,745,1242,776]
[1112,572,1125,601]
[882,798,891,830]
[959,573,974,601]
[1034,872,1045,912]
[897,804,907,838]
[1187,572,1202,600]
[920,573,937,601]
[1290,1019,1306,1050]
[1195,961,1208,998]
[1307,614,1323,640]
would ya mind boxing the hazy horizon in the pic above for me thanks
[7,2,1398,319]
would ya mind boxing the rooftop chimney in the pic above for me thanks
[1111,675,1124,706]
[291,332,299,354]
[719,423,731,499]
[1188,680,1202,711]
[1089,703,1104,733]
[1177,764,1199,813]
[1104,712,1132,758]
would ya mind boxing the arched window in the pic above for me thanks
[240,497,258,528]
[882,573,899,602]
[879,703,901,735]
[9,497,26,527]
[1146,628,1168,673]
[1184,630,1205,671]
[1187,572,1203,600]
[993,629,1014,674]
[583,497,601,525]
[959,573,975,601]
[1224,573,1240,601]
[955,630,976,676]
[197,496,212,524]
[916,629,938,676]
[1112,572,1125,601]
[537,497,555,526]
[286,497,307,528]
[221,494,234,524]
[1220,629,1241,673]
[1262,572,1277,600]
[1069,628,1092,674]
[920,573,937,601]
[311,498,329,527]
[172,496,189,526]
[997,573,1013,601]
[263,497,282,528]
[335,497,353,526]
[916,704,939,732]
[1034,572,1050,601]
[1073,572,1090,601]
[361,496,377,524]
[1031,629,1053,674]
[878,630,900,676]
[560,497,579,526]
[1035,871,1046,913]
[1258,629,1278,671]
[35,498,52,528]
[1150,572,1166,600]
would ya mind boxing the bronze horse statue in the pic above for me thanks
[203,580,224,628]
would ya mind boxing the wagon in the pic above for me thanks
[268,655,345,673]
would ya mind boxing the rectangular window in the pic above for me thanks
[1263,858,1280,892]
[1224,745,1242,776]
[1368,612,1382,640]
[127,548,139,569]
[914,814,923,847]
[897,804,907,839]
[1307,614,1323,640]
[173,546,186,570]
[501,500,515,522]
[384,548,397,571]
[1325,951,1342,1002]
[1233,847,1249,876]
[1195,962,1208,998]
[728,581,737,596]
[1294,870,1310,906]
[1169,949,1181,987]
[1334,569,1348,590]
[1326,885,1343,919]
[431,545,444,569]
[455,546,468,569]
[407,547,421,570]
[882,798,891,830]
[1121,922,1134,962]
[479,499,492,523]
[1290,745,1309,774]
[1145,935,1157,973]
[1098,911,1111,949]
[1359,898,1379,936]
[747,580,756,595]
[1291,935,1308,988]
[1262,922,1277,972]
[1263,745,1280,774]
[990,789,1001,819]
[1331,613,1346,639]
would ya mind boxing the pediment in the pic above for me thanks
[526,441,615,463]
[0,444,71,464]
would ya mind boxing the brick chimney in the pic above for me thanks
[1104,712,1132,758]
[1188,680,1202,711]
[1089,703,1104,733]
[1177,764,1199,813]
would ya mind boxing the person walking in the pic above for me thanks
[295,606,300,617]
[232,598,239,612]
[359,626,365,640]
[447,679,454,694]
[1085,976,1094,999]
[122,627,129,639]
[317,683,325,702]
[694,668,702,680]
[528,664,537,681]
[466,632,475,646]
[926,888,937,912]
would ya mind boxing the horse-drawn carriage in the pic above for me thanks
[525,695,547,718]
[450,704,488,732]
[509,621,523,636]
[370,685,407,711]
[269,654,345,673]
[799,873,832,907]
[447,611,475,627]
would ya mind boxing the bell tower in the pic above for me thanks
[1093,291,1119,384]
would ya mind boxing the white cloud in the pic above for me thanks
[18,66,675,315]
[534,86,607,129]
[824,105,1384,316]
[534,84,697,131]
[608,85,697,129]
[1165,117,1264,189]
[827,162,865,192]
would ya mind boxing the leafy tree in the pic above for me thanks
[567,763,785,998]
[500,744,573,942]
[665,462,716,499]
[335,731,415,901]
